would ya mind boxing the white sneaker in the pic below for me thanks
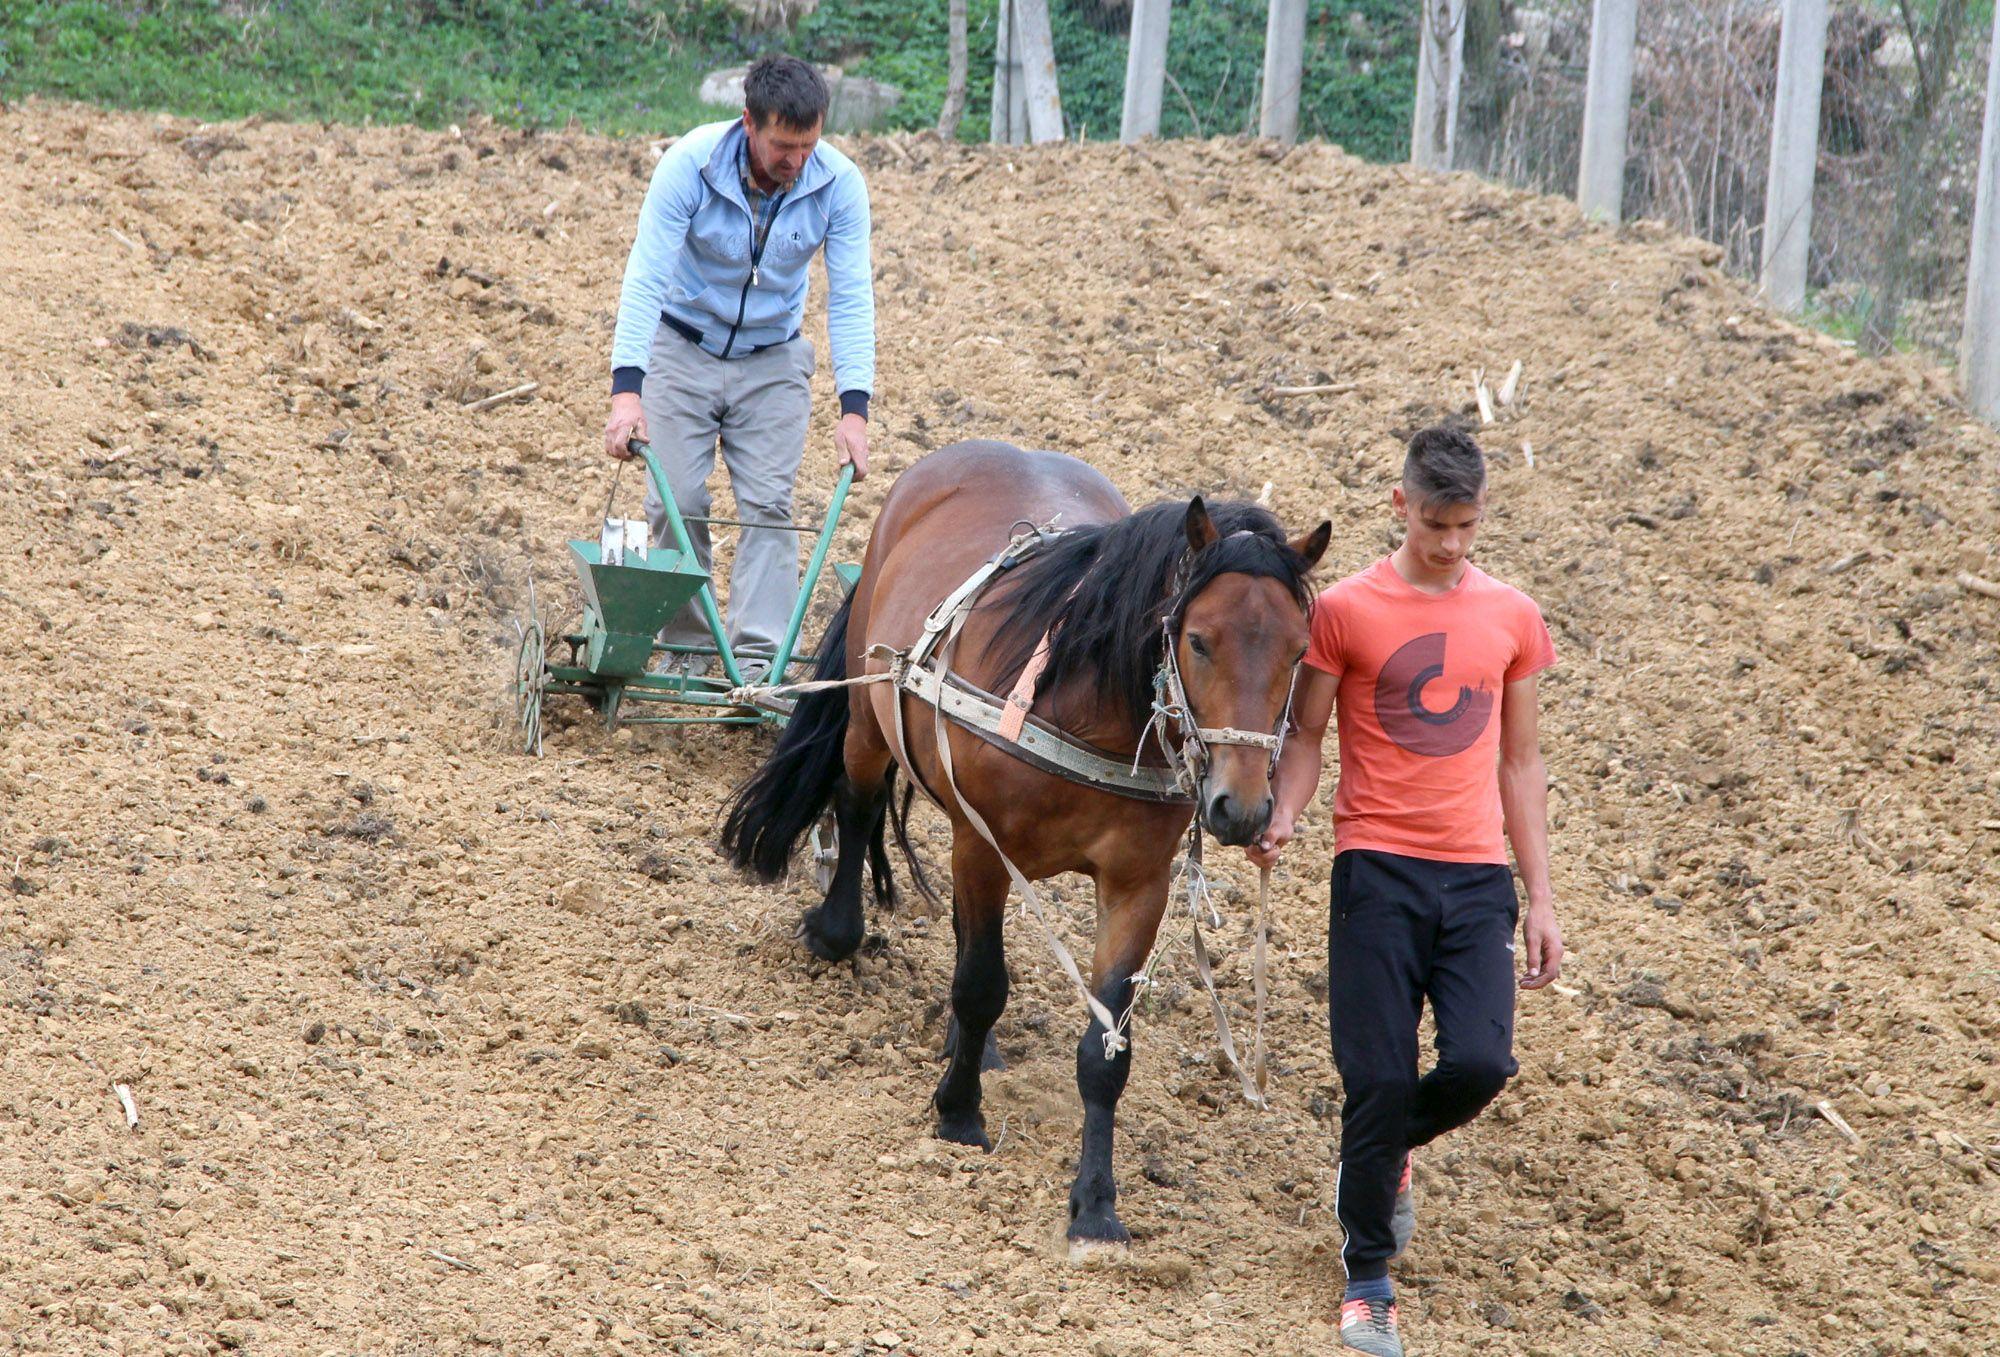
[1339,1296,1403,1356]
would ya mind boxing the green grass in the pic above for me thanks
[0,1,1418,159]
[796,0,1418,160]
[0,0,739,135]
[1802,287,1929,358]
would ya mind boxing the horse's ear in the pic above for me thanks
[1291,520,1332,570]
[1184,497,1219,551]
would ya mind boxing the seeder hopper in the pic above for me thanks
[510,439,856,753]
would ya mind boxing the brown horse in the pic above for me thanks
[721,440,1328,1252]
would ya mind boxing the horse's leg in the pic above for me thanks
[942,1016,1006,1072]
[942,816,1006,1067]
[933,835,1009,1149]
[798,710,894,963]
[1066,867,1170,1255]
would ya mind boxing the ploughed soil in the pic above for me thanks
[1,99,1996,1356]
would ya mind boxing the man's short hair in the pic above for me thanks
[745,55,830,130]
[1403,426,1487,509]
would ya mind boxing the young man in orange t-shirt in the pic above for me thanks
[1247,427,1565,1357]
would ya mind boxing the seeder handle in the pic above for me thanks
[602,457,625,528]
[622,439,692,555]
[766,462,854,681]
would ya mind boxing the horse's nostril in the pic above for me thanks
[1208,792,1233,822]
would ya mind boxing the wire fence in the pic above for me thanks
[1453,0,1991,357]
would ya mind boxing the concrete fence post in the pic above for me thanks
[1759,0,1829,313]
[1576,0,1639,221]
[1122,0,1174,142]
[990,0,1026,144]
[1014,0,1066,144]
[1961,3,2000,418]
[1259,0,1308,144]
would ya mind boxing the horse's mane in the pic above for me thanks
[986,500,1315,733]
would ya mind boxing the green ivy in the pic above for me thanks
[794,0,1417,160]
[0,0,1417,155]
[0,0,743,135]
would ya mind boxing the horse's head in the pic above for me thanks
[1169,498,1331,846]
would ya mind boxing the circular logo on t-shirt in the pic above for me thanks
[1374,632,1494,756]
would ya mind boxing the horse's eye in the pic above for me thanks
[1189,634,1211,659]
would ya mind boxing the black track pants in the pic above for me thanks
[1329,848,1519,1281]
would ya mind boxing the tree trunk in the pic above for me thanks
[1455,0,1509,175]
[1865,0,1971,354]
[939,0,970,140]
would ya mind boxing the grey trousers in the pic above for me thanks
[639,324,814,662]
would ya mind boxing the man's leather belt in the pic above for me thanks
[663,313,800,355]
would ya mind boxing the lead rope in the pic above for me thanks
[1174,827,1273,1107]
[1252,861,1270,1103]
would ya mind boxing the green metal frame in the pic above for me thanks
[531,441,855,734]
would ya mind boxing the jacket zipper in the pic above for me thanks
[720,188,784,359]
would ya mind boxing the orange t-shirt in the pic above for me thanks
[1305,556,1555,865]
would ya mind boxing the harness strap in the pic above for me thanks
[925,593,1129,1053]
[997,628,1053,743]
[899,662,1188,802]
[1197,726,1283,749]
[866,643,944,814]
[916,590,1273,1083]
[910,558,1004,666]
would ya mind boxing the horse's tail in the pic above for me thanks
[870,764,898,909]
[888,776,943,910]
[720,594,855,882]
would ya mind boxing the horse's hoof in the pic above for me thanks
[1065,1236,1133,1266]
[797,908,861,963]
[1065,1210,1131,1255]
[935,1111,992,1151]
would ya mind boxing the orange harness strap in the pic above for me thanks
[997,629,1055,742]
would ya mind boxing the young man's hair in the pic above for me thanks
[745,55,830,129]
[1403,426,1487,509]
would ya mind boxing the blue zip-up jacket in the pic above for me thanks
[611,119,875,419]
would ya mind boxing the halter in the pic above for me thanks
[1138,531,1303,796]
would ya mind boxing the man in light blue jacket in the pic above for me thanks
[603,55,875,682]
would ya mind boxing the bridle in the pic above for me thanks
[1139,531,1305,797]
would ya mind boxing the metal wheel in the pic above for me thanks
[809,810,839,894]
[513,615,547,757]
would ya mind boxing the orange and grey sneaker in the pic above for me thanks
[1391,1151,1415,1257]
[1339,1296,1403,1356]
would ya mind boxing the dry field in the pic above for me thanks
[1,101,1996,1355]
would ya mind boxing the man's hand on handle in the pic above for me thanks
[835,412,870,481]
[1245,810,1295,872]
[616,396,865,482]
[605,393,647,461]
[1519,900,1564,989]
